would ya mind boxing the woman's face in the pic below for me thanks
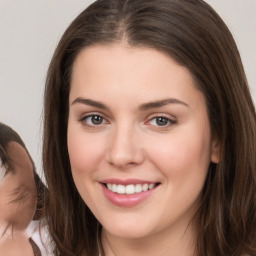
[0,142,36,230]
[68,44,220,240]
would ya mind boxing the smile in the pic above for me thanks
[105,183,158,195]
[100,179,161,207]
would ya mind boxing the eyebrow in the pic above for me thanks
[138,98,188,111]
[71,98,109,111]
[71,97,188,111]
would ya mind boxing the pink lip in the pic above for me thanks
[100,181,159,207]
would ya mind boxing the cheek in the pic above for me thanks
[67,128,111,215]
[146,126,212,179]
[67,128,106,177]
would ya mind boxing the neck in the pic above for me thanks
[101,221,196,256]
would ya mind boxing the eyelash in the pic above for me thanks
[80,113,109,128]
[79,113,176,129]
[146,115,176,128]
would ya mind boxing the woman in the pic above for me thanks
[43,0,256,255]
[0,123,45,256]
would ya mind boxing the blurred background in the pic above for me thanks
[0,0,255,179]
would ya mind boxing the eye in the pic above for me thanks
[81,114,109,127]
[147,116,176,127]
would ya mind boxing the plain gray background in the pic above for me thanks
[0,0,255,178]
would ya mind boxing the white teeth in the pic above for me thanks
[126,184,135,194]
[135,184,143,193]
[142,184,148,191]
[116,185,125,194]
[112,184,117,192]
[106,183,157,195]
[148,184,154,189]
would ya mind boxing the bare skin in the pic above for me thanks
[0,233,34,256]
[69,44,220,256]
[0,142,37,256]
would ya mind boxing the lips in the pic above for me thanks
[100,179,160,207]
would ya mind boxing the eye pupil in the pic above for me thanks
[92,115,103,125]
[156,117,168,126]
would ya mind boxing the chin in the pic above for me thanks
[102,218,156,239]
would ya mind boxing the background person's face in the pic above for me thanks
[0,142,36,230]
[68,44,220,240]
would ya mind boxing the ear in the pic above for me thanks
[210,137,221,164]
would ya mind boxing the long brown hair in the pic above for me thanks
[43,0,256,255]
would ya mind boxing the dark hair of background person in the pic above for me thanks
[43,0,256,255]
[0,122,46,221]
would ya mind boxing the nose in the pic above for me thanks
[106,124,145,169]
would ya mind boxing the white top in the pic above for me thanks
[27,221,53,256]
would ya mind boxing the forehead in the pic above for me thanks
[4,142,32,173]
[69,44,205,110]
[71,44,193,84]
